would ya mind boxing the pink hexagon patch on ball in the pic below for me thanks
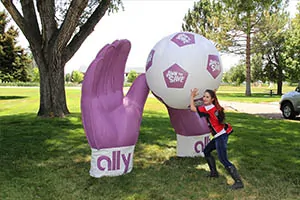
[163,64,188,88]
[207,55,221,79]
[146,50,155,71]
[171,33,195,47]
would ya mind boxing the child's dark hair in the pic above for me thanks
[205,89,225,123]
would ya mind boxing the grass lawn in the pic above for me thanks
[216,85,297,103]
[1,87,300,200]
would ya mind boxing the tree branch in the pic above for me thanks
[228,30,246,38]
[267,54,278,67]
[20,0,42,47]
[1,0,25,34]
[234,39,247,42]
[63,0,111,63]
[36,0,57,46]
[55,0,89,52]
[251,13,262,29]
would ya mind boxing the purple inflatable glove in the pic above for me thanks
[167,106,211,157]
[81,40,149,178]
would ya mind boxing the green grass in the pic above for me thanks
[1,87,300,200]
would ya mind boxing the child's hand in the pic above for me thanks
[190,88,199,98]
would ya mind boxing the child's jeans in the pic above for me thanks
[203,133,233,168]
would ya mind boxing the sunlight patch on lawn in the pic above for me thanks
[208,193,223,199]
[195,163,209,171]
[45,139,64,149]
[73,154,90,163]
[134,143,176,168]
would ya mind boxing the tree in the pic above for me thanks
[127,70,138,83]
[71,70,84,83]
[251,53,266,83]
[65,73,71,83]
[252,7,289,95]
[0,10,31,82]
[31,67,39,82]
[182,0,285,96]
[222,71,230,84]
[223,62,245,85]
[222,0,286,96]
[182,0,234,50]
[1,0,122,117]
[284,3,300,83]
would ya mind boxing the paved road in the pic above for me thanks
[222,101,300,121]
[220,101,283,119]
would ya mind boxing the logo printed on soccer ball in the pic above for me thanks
[207,55,221,79]
[146,50,155,71]
[163,64,188,88]
[171,33,195,47]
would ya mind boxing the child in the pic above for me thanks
[190,88,244,190]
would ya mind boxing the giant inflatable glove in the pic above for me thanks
[151,93,211,157]
[81,40,149,178]
[167,107,211,157]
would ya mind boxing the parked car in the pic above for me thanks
[279,84,300,119]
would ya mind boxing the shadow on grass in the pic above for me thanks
[0,96,28,100]
[1,111,300,199]
[0,113,85,176]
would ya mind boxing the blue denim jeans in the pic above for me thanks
[203,133,233,168]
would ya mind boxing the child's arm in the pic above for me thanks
[190,88,198,112]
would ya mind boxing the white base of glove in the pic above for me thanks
[176,133,211,157]
[90,145,135,178]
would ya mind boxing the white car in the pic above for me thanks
[279,85,300,119]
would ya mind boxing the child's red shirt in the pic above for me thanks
[197,104,226,137]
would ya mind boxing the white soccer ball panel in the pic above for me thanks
[145,32,223,109]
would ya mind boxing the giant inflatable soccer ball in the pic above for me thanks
[145,32,223,109]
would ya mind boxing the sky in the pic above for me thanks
[1,0,299,74]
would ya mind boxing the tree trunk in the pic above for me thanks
[277,80,282,95]
[245,31,251,96]
[277,66,283,95]
[245,11,252,96]
[35,51,70,117]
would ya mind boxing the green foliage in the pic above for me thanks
[127,70,138,83]
[182,0,214,36]
[123,82,132,87]
[65,73,71,83]
[222,71,230,84]
[31,67,40,82]
[251,53,266,83]
[56,0,123,28]
[0,11,32,83]
[71,70,84,83]
[223,63,245,85]
[252,7,289,84]
[183,0,285,53]
[182,0,233,50]
[0,81,39,87]
[284,3,300,82]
